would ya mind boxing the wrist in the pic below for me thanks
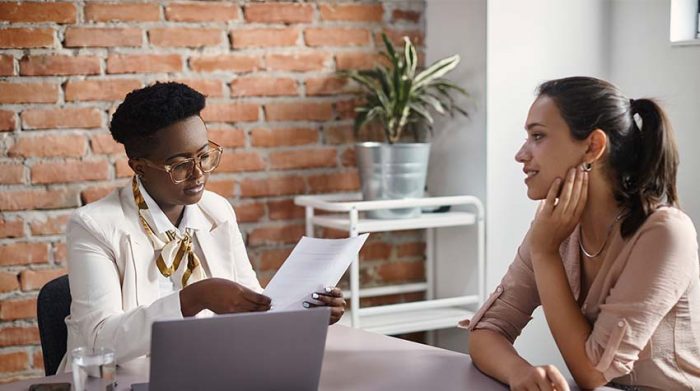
[506,360,533,385]
[180,281,205,317]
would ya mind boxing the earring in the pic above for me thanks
[580,162,593,172]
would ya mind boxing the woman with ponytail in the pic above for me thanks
[465,77,699,390]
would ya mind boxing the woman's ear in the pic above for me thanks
[128,159,145,178]
[584,129,607,163]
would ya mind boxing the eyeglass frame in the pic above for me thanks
[137,140,224,184]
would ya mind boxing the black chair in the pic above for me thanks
[37,274,71,376]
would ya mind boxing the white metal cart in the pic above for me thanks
[294,193,485,335]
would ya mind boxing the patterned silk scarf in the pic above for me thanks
[132,176,204,288]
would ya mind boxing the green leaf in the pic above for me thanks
[413,55,460,90]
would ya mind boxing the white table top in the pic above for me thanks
[0,325,614,391]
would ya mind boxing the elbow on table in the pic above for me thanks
[572,368,607,390]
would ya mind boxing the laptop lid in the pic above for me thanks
[147,308,330,391]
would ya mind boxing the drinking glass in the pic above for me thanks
[71,347,116,391]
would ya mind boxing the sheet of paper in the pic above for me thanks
[263,233,369,312]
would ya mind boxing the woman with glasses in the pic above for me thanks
[59,82,346,371]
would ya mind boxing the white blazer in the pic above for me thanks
[59,185,262,372]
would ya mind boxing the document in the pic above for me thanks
[264,234,369,311]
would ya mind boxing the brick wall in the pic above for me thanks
[0,0,426,381]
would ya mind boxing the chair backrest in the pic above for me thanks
[37,274,71,376]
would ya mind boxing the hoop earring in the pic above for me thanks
[581,162,593,172]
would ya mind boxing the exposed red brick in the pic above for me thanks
[305,76,351,96]
[0,55,14,76]
[341,147,356,167]
[265,52,329,72]
[30,215,70,236]
[201,103,259,122]
[335,98,360,120]
[8,134,87,158]
[244,3,312,23]
[114,158,133,178]
[65,79,142,102]
[397,242,426,258]
[65,27,142,48]
[0,163,23,184]
[319,4,383,22]
[0,110,15,131]
[324,124,355,145]
[20,55,100,76]
[232,202,265,223]
[53,242,67,264]
[231,77,297,97]
[204,179,235,198]
[218,151,265,172]
[84,3,160,22]
[166,2,239,22]
[265,102,333,121]
[247,224,305,246]
[149,28,222,48]
[305,28,371,47]
[308,171,360,193]
[208,128,245,148]
[22,107,102,129]
[81,185,118,205]
[0,351,29,373]
[250,127,318,147]
[0,219,23,239]
[174,79,223,97]
[0,298,37,321]
[378,29,425,47]
[19,269,67,292]
[268,199,304,221]
[32,350,43,371]
[240,176,305,198]
[0,82,58,104]
[108,54,182,74]
[90,134,124,155]
[360,241,392,261]
[0,2,76,23]
[0,189,79,211]
[0,242,49,266]
[189,54,261,73]
[31,159,109,184]
[335,51,388,70]
[392,9,421,23]
[269,148,336,170]
[0,28,54,49]
[0,272,20,293]
[231,28,298,49]
[257,248,292,271]
[376,261,425,283]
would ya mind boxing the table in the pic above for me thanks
[0,326,613,391]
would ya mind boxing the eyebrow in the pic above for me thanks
[165,142,210,162]
[525,122,547,131]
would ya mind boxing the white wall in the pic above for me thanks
[486,0,608,373]
[426,0,487,353]
[607,0,700,229]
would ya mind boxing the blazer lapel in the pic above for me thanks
[119,186,160,307]
[195,221,236,281]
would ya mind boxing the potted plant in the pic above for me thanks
[341,33,468,218]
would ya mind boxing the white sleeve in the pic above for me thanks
[66,213,183,365]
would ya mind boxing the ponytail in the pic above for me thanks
[617,98,679,237]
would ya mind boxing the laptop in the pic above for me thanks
[131,308,330,391]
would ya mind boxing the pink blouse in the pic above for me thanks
[462,207,700,390]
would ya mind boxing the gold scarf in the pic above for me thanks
[132,176,204,287]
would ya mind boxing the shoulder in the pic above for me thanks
[68,187,129,244]
[629,207,699,268]
[637,207,697,242]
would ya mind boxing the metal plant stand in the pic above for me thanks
[294,193,485,335]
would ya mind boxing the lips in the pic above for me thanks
[183,183,204,195]
[523,168,538,181]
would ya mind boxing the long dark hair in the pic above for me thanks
[537,76,679,238]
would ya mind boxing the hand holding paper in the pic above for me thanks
[263,234,369,311]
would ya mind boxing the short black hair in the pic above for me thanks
[110,82,206,158]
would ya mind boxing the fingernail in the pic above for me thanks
[325,286,332,293]
[303,302,310,308]
[312,293,319,299]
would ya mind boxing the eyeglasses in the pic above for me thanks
[140,141,223,184]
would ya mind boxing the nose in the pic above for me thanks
[515,141,531,163]
[190,159,205,180]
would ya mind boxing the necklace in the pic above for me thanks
[579,211,625,259]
